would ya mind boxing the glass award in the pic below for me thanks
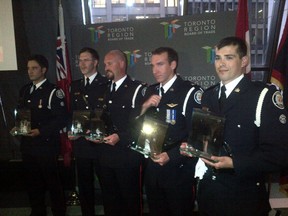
[131,116,168,158]
[86,108,106,142]
[11,109,31,136]
[181,108,225,163]
[70,109,106,141]
[70,110,91,138]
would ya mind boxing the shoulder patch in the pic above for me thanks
[272,91,284,109]
[56,89,65,99]
[141,86,147,96]
[194,90,202,104]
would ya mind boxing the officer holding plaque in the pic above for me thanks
[69,47,108,216]
[139,47,203,216]
[181,37,288,216]
[14,55,66,216]
[95,49,146,216]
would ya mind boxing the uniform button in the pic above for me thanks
[212,175,216,180]
[85,95,88,98]
[256,182,260,186]
[86,106,89,109]
[237,125,241,128]
[109,100,112,104]
[122,106,125,108]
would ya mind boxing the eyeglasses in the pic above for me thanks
[78,59,94,63]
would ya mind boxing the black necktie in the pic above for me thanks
[86,77,90,87]
[219,85,226,110]
[111,82,116,94]
[30,85,36,94]
[160,87,165,96]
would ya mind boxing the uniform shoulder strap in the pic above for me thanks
[254,87,269,127]
[182,86,195,116]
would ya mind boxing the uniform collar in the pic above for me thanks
[160,74,177,94]
[220,74,244,98]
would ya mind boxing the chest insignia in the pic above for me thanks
[167,103,178,108]
[234,88,240,93]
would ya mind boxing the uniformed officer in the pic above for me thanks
[69,47,108,216]
[139,47,203,216]
[15,54,66,216]
[181,36,288,216]
[95,49,146,216]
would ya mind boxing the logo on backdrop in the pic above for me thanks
[183,19,216,36]
[160,20,181,39]
[88,26,105,43]
[107,27,135,41]
[202,46,215,64]
[124,50,141,67]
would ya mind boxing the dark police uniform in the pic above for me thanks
[70,73,108,216]
[18,80,66,216]
[98,75,146,216]
[143,75,203,216]
[198,76,288,216]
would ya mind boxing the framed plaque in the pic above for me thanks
[11,109,31,136]
[131,116,168,158]
[181,108,225,163]
[70,109,106,141]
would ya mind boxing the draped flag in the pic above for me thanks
[270,14,288,107]
[235,0,251,74]
[56,2,72,167]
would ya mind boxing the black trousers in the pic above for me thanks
[75,157,102,216]
[22,153,66,216]
[144,161,196,216]
[99,165,142,216]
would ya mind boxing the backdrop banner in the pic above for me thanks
[71,11,236,89]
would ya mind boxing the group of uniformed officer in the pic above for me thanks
[14,36,288,216]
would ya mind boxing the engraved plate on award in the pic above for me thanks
[181,108,225,163]
[70,110,91,138]
[131,116,168,158]
[11,109,31,136]
[86,108,106,142]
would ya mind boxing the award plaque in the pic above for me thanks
[131,116,168,158]
[70,109,106,141]
[181,108,225,163]
[86,109,106,141]
[70,110,91,137]
[11,109,31,136]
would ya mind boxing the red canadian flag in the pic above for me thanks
[235,0,251,74]
[56,2,72,166]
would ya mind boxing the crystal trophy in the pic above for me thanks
[70,109,107,141]
[131,116,168,158]
[180,108,225,163]
[86,108,106,141]
[70,110,91,139]
[11,109,31,136]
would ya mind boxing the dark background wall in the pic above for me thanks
[0,0,82,160]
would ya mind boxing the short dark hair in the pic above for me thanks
[215,36,247,58]
[152,47,178,72]
[27,54,49,71]
[79,47,100,61]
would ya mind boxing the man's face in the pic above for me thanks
[151,52,176,86]
[104,53,123,81]
[78,52,98,77]
[27,60,46,83]
[214,45,248,85]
